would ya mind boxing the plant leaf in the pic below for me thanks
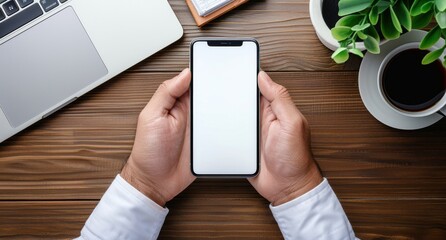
[376,0,391,13]
[336,14,365,27]
[412,11,434,29]
[357,31,368,40]
[339,0,373,16]
[420,26,442,49]
[395,0,412,31]
[376,1,391,7]
[437,0,446,11]
[421,2,434,14]
[411,0,431,16]
[331,47,350,64]
[436,11,446,29]
[364,35,380,54]
[390,5,403,33]
[369,6,379,25]
[363,25,380,42]
[349,48,365,58]
[422,47,445,65]
[381,10,400,40]
[352,23,371,31]
[331,26,353,41]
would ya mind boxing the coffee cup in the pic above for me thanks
[377,42,446,118]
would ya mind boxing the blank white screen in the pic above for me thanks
[192,41,258,175]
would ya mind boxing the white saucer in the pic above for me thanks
[359,30,444,130]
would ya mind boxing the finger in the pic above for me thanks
[170,90,190,122]
[178,117,196,183]
[149,68,191,114]
[260,97,274,147]
[260,96,267,121]
[258,71,301,121]
[261,96,276,124]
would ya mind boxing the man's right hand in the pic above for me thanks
[249,71,323,206]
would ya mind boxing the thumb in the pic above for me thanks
[258,71,300,121]
[150,68,191,113]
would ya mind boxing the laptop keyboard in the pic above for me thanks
[0,0,68,39]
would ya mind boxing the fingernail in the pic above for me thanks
[259,71,272,84]
[178,68,189,79]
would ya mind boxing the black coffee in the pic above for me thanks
[382,49,446,112]
[322,0,340,29]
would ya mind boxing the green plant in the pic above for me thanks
[330,0,446,67]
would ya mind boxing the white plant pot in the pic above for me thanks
[309,0,366,51]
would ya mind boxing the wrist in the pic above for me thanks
[121,157,167,207]
[271,164,323,206]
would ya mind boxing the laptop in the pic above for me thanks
[0,0,183,143]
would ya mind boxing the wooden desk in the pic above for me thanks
[1,0,445,239]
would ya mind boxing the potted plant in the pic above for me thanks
[309,0,366,51]
[329,0,446,66]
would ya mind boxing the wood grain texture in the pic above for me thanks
[0,199,445,239]
[1,0,446,239]
[131,0,361,72]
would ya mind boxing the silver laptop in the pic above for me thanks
[0,0,183,143]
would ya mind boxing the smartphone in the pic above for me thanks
[190,38,259,177]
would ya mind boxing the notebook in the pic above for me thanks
[186,0,249,27]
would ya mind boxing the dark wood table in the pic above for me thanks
[1,0,445,239]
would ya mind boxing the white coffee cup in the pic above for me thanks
[377,42,446,118]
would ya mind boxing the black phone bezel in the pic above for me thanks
[190,38,260,178]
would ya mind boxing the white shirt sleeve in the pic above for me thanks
[75,174,168,240]
[76,175,356,240]
[270,178,358,240]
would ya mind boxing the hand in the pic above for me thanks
[121,69,195,206]
[249,71,323,206]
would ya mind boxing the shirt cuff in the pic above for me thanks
[79,174,169,240]
[270,178,356,240]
